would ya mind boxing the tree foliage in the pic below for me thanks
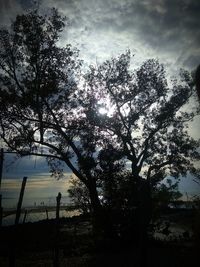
[82,51,200,185]
[152,178,182,209]
[0,9,199,233]
[68,176,91,214]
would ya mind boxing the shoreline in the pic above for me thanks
[2,205,78,218]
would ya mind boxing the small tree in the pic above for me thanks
[68,176,91,214]
[152,178,182,210]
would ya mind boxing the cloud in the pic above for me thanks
[1,154,72,208]
[36,0,200,74]
[179,174,200,197]
[1,175,72,193]
[2,153,71,179]
[0,0,23,25]
[1,175,72,208]
[1,0,199,70]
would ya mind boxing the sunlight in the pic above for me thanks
[97,97,115,117]
[98,98,131,118]
[98,107,108,115]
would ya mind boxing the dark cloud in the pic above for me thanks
[1,0,199,69]
[3,153,70,179]
[0,0,22,25]
[16,0,36,10]
[41,0,199,70]
[183,55,200,70]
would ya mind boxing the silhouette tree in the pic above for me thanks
[0,9,199,243]
[83,51,200,187]
[194,64,200,101]
[68,176,91,214]
[152,178,182,211]
[0,9,106,231]
[81,51,200,264]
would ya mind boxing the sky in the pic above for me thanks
[1,153,72,208]
[0,0,200,207]
[0,0,200,70]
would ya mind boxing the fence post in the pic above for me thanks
[9,177,27,267]
[23,210,28,224]
[53,192,62,267]
[0,148,4,226]
[56,192,62,222]
[46,209,49,220]
[15,177,27,226]
[0,195,2,227]
[0,148,3,188]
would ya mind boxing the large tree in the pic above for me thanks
[79,52,200,244]
[0,9,199,241]
[80,52,200,264]
[0,9,105,229]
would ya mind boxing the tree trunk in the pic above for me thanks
[87,179,104,235]
[136,178,152,267]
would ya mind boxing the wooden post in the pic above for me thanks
[56,192,62,222]
[15,177,27,225]
[9,177,27,267]
[46,209,49,220]
[53,192,62,267]
[0,148,4,226]
[0,148,3,188]
[0,195,2,227]
[23,210,28,224]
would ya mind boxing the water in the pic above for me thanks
[153,222,193,241]
[2,209,80,226]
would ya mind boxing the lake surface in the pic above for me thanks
[153,223,192,241]
[2,209,80,226]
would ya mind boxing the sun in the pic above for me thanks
[98,107,108,115]
[97,98,115,117]
[98,97,130,117]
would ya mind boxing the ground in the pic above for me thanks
[0,209,199,267]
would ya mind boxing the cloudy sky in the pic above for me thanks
[0,0,200,207]
[0,0,200,70]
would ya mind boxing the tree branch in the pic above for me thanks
[147,159,172,180]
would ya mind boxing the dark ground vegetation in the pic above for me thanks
[0,206,199,267]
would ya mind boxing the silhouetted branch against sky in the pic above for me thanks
[0,0,199,205]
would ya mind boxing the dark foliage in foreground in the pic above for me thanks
[0,209,199,267]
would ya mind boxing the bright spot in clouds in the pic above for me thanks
[99,107,108,115]
[98,97,115,117]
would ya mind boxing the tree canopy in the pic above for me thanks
[0,9,200,230]
[82,51,200,182]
